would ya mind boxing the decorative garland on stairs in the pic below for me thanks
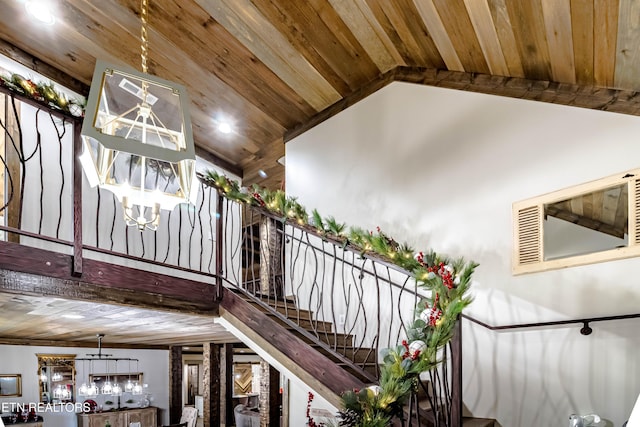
[200,170,477,427]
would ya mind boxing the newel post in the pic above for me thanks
[450,319,462,427]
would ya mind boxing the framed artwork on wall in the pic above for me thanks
[0,374,22,397]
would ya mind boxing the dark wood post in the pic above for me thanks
[215,193,224,301]
[220,343,234,426]
[169,346,183,424]
[268,364,280,426]
[72,120,83,276]
[203,342,221,426]
[450,319,462,427]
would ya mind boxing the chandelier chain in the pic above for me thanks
[140,0,149,74]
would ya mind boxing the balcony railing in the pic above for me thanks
[0,88,221,283]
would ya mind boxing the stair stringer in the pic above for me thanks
[218,288,366,409]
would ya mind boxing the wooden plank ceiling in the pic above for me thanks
[0,293,236,347]
[0,0,639,191]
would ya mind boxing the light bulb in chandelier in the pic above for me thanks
[86,382,98,398]
[78,382,89,397]
[132,382,143,395]
[52,372,62,382]
[101,380,113,395]
[125,379,134,392]
[123,196,160,231]
[111,382,123,397]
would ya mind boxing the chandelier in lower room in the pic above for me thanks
[76,334,144,399]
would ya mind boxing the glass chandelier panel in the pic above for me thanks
[80,61,197,231]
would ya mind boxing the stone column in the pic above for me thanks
[203,343,221,426]
[259,360,281,427]
[259,217,283,298]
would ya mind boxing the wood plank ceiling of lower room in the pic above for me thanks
[1,0,638,190]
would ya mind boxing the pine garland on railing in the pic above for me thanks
[0,72,85,117]
[200,170,477,427]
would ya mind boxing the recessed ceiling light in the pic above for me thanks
[62,313,84,319]
[25,1,56,25]
[258,170,268,179]
[218,122,232,134]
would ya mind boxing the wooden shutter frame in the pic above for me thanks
[513,168,640,275]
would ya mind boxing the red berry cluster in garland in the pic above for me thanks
[424,294,442,326]
[400,340,421,360]
[252,191,265,207]
[427,262,455,289]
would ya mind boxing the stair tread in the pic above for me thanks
[462,417,496,427]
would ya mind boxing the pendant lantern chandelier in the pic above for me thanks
[80,0,197,231]
[76,334,141,398]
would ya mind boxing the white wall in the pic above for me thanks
[286,82,640,427]
[0,345,169,427]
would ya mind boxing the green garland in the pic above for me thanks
[0,72,85,117]
[200,170,477,426]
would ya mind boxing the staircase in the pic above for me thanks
[238,289,379,382]
[214,191,495,427]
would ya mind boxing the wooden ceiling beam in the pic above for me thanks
[0,38,89,96]
[285,65,640,144]
[195,146,243,177]
[0,337,168,350]
[0,241,218,315]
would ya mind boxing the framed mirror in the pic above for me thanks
[513,169,640,274]
[0,374,22,397]
[37,354,76,404]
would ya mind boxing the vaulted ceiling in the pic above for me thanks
[1,0,639,192]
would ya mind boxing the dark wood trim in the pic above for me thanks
[73,120,83,276]
[268,364,280,426]
[215,193,224,301]
[284,65,640,144]
[0,337,167,350]
[195,146,242,177]
[0,38,90,97]
[219,288,365,401]
[450,320,462,427]
[169,346,183,424]
[395,67,640,116]
[0,241,218,314]
[220,343,233,427]
[284,68,397,142]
